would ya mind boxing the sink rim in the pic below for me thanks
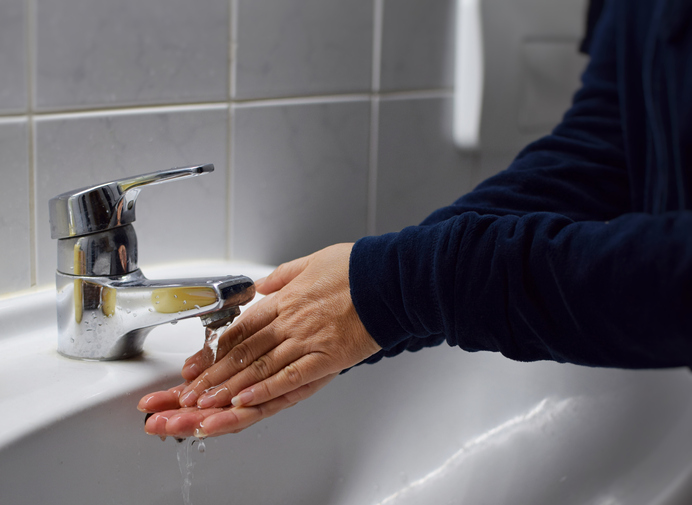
[0,260,273,451]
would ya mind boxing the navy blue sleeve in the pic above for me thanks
[420,0,628,227]
[349,1,692,368]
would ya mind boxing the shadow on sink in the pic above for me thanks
[1,345,692,505]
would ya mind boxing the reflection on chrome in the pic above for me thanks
[49,165,255,360]
[375,397,576,505]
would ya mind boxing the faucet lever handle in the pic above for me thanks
[115,164,214,193]
[49,164,214,239]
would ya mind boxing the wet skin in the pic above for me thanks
[138,244,380,438]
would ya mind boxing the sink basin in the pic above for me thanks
[1,261,691,504]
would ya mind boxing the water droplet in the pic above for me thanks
[148,308,153,312]
[155,301,160,305]
[194,305,200,310]
[183,300,187,305]
[70,338,75,343]
[133,313,137,317]
[126,309,131,314]
[171,320,178,325]
[155,295,160,299]
[174,294,178,299]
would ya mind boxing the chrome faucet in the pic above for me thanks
[49,164,255,360]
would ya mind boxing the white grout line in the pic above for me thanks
[231,93,372,109]
[0,89,455,124]
[367,96,380,236]
[230,0,239,100]
[32,102,230,121]
[366,0,385,236]
[0,116,29,125]
[226,0,236,260]
[379,88,454,101]
[372,0,384,93]
[27,0,37,287]
[227,105,235,260]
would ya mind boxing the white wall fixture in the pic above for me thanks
[454,0,484,150]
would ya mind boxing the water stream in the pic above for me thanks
[176,437,207,505]
[204,322,231,365]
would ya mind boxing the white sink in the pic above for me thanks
[1,261,691,505]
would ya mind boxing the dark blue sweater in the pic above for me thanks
[349,0,692,369]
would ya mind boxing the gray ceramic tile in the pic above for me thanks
[0,0,27,112]
[35,107,229,285]
[232,100,370,265]
[376,97,475,234]
[380,0,455,92]
[35,0,228,110]
[235,0,373,100]
[472,150,519,189]
[518,39,587,131]
[0,120,31,295]
[479,0,588,150]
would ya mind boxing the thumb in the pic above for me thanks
[255,254,314,295]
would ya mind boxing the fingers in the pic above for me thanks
[228,352,333,408]
[179,296,280,407]
[254,254,313,295]
[144,407,224,438]
[138,383,188,413]
[199,373,337,437]
[195,337,306,408]
[181,292,279,380]
[181,352,205,381]
[144,372,333,438]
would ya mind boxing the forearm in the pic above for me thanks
[350,211,692,368]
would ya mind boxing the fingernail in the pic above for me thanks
[254,277,267,288]
[231,390,253,407]
[180,390,198,407]
[194,427,207,438]
[183,362,199,374]
[137,395,156,412]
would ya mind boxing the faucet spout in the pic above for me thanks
[56,271,255,360]
[49,165,257,360]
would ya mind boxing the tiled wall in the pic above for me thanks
[0,0,586,297]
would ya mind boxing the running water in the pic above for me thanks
[204,322,231,365]
[176,437,207,505]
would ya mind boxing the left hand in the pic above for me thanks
[138,243,380,438]
[139,376,337,437]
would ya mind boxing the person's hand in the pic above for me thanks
[138,376,337,438]
[138,243,381,437]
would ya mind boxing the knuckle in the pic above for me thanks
[195,370,214,391]
[255,380,272,401]
[229,344,252,368]
[283,363,303,387]
[235,319,252,340]
[252,355,273,381]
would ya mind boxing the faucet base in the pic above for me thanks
[55,270,255,360]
